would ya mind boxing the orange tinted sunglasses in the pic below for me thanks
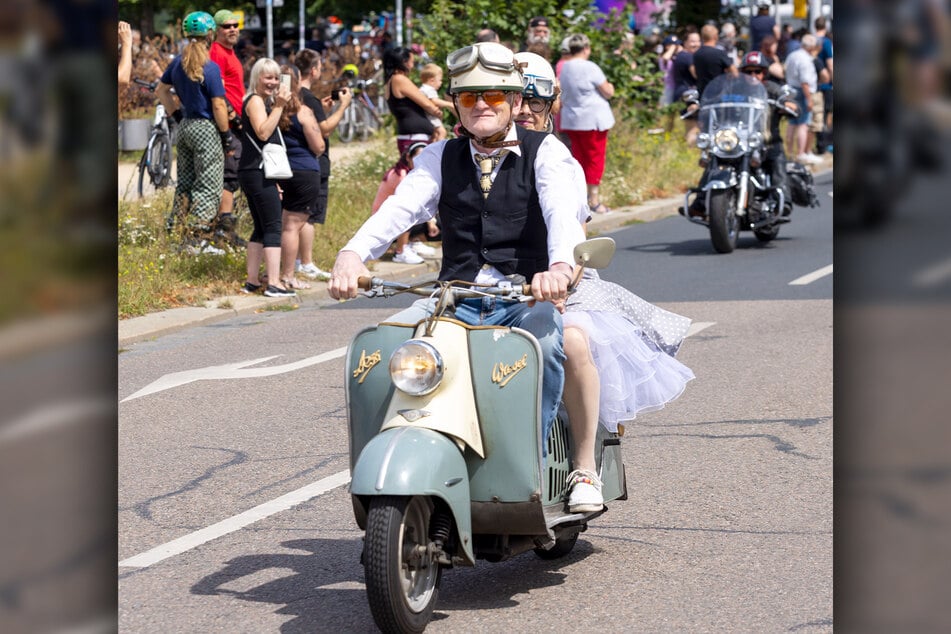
[456,90,510,108]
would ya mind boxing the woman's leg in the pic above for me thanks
[280,210,309,286]
[562,325,600,473]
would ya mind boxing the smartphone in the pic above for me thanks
[331,89,340,101]
[280,74,291,92]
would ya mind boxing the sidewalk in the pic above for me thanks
[118,158,832,347]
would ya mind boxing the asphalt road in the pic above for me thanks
[118,177,833,632]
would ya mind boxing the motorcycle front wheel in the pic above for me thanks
[709,189,739,253]
[364,495,442,634]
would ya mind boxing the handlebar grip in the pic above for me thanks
[521,283,533,296]
[357,276,373,290]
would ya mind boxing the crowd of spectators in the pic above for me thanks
[120,6,834,282]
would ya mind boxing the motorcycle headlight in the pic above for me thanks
[389,340,444,396]
[696,132,711,149]
[714,129,740,153]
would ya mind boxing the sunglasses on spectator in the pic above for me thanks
[220,23,240,29]
[456,90,511,108]
[743,69,765,75]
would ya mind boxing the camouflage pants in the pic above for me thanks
[168,118,223,233]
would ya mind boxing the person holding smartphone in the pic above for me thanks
[292,49,353,281]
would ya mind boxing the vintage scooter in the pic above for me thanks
[345,238,627,633]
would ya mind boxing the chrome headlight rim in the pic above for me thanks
[389,340,444,396]
[714,128,740,153]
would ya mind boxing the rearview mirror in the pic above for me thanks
[573,237,616,269]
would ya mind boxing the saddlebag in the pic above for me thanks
[787,161,820,208]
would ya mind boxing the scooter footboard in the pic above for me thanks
[350,426,476,565]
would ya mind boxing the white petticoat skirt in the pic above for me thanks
[562,309,695,432]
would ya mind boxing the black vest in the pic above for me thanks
[438,127,549,282]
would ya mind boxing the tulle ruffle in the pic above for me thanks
[562,310,695,432]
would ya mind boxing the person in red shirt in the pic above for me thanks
[209,9,247,247]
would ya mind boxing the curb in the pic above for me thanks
[118,162,830,347]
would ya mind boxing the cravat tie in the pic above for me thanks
[474,151,506,199]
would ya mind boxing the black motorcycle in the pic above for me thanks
[679,75,814,253]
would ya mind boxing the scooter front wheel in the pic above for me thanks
[364,495,442,633]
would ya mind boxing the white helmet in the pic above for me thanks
[446,42,523,94]
[514,52,556,100]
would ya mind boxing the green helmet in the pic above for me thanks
[446,42,523,94]
[182,11,216,37]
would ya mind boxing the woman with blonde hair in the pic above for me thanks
[236,57,297,297]
[156,11,233,253]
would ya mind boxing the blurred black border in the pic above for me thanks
[0,0,119,631]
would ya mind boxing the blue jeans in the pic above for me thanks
[389,297,566,447]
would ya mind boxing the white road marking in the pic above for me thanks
[119,470,351,569]
[121,347,348,402]
[912,257,951,288]
[687,322,715,337]
[789,264,833,286]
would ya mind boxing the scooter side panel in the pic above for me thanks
[466,328,543,503]
[346,324,416,470]
[350,426,475,565]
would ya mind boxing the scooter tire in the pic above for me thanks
[533,531,579,560]
[364,495,441,634]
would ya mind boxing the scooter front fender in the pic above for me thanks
[350,426,475,565]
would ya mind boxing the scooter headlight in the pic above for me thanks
[389,340,444,396]
[714,128,740,153]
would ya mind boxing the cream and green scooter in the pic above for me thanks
[345,238,627,633]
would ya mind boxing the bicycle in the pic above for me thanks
[335,73,385,144]
[134,78,176,198]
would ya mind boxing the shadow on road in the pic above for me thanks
[190,535,599,630]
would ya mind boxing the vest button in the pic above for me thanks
[481,248,488,254]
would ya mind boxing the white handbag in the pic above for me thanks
[246,127,293,180]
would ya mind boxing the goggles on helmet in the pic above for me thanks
[522,74,555,100]
[447,44,518,77]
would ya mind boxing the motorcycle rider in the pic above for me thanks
[740,50,796,216]
[685,50,797,218]
[329,42,587,455]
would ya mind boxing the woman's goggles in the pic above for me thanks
[522,74,555,100]
[447,45,517,76]
[456,90,512,108]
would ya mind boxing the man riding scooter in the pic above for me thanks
[328,42,587,482]
[685,50,798,219]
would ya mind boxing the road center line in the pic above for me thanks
[789,264,833,286]
[119,470,351,569]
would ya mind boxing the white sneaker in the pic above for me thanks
[796,152,822,165]
[410,241,438,258]
[566,469,604,513]
[393,248,424,265]
[296,262,331,281]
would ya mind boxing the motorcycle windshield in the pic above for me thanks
[699,74,768,151]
